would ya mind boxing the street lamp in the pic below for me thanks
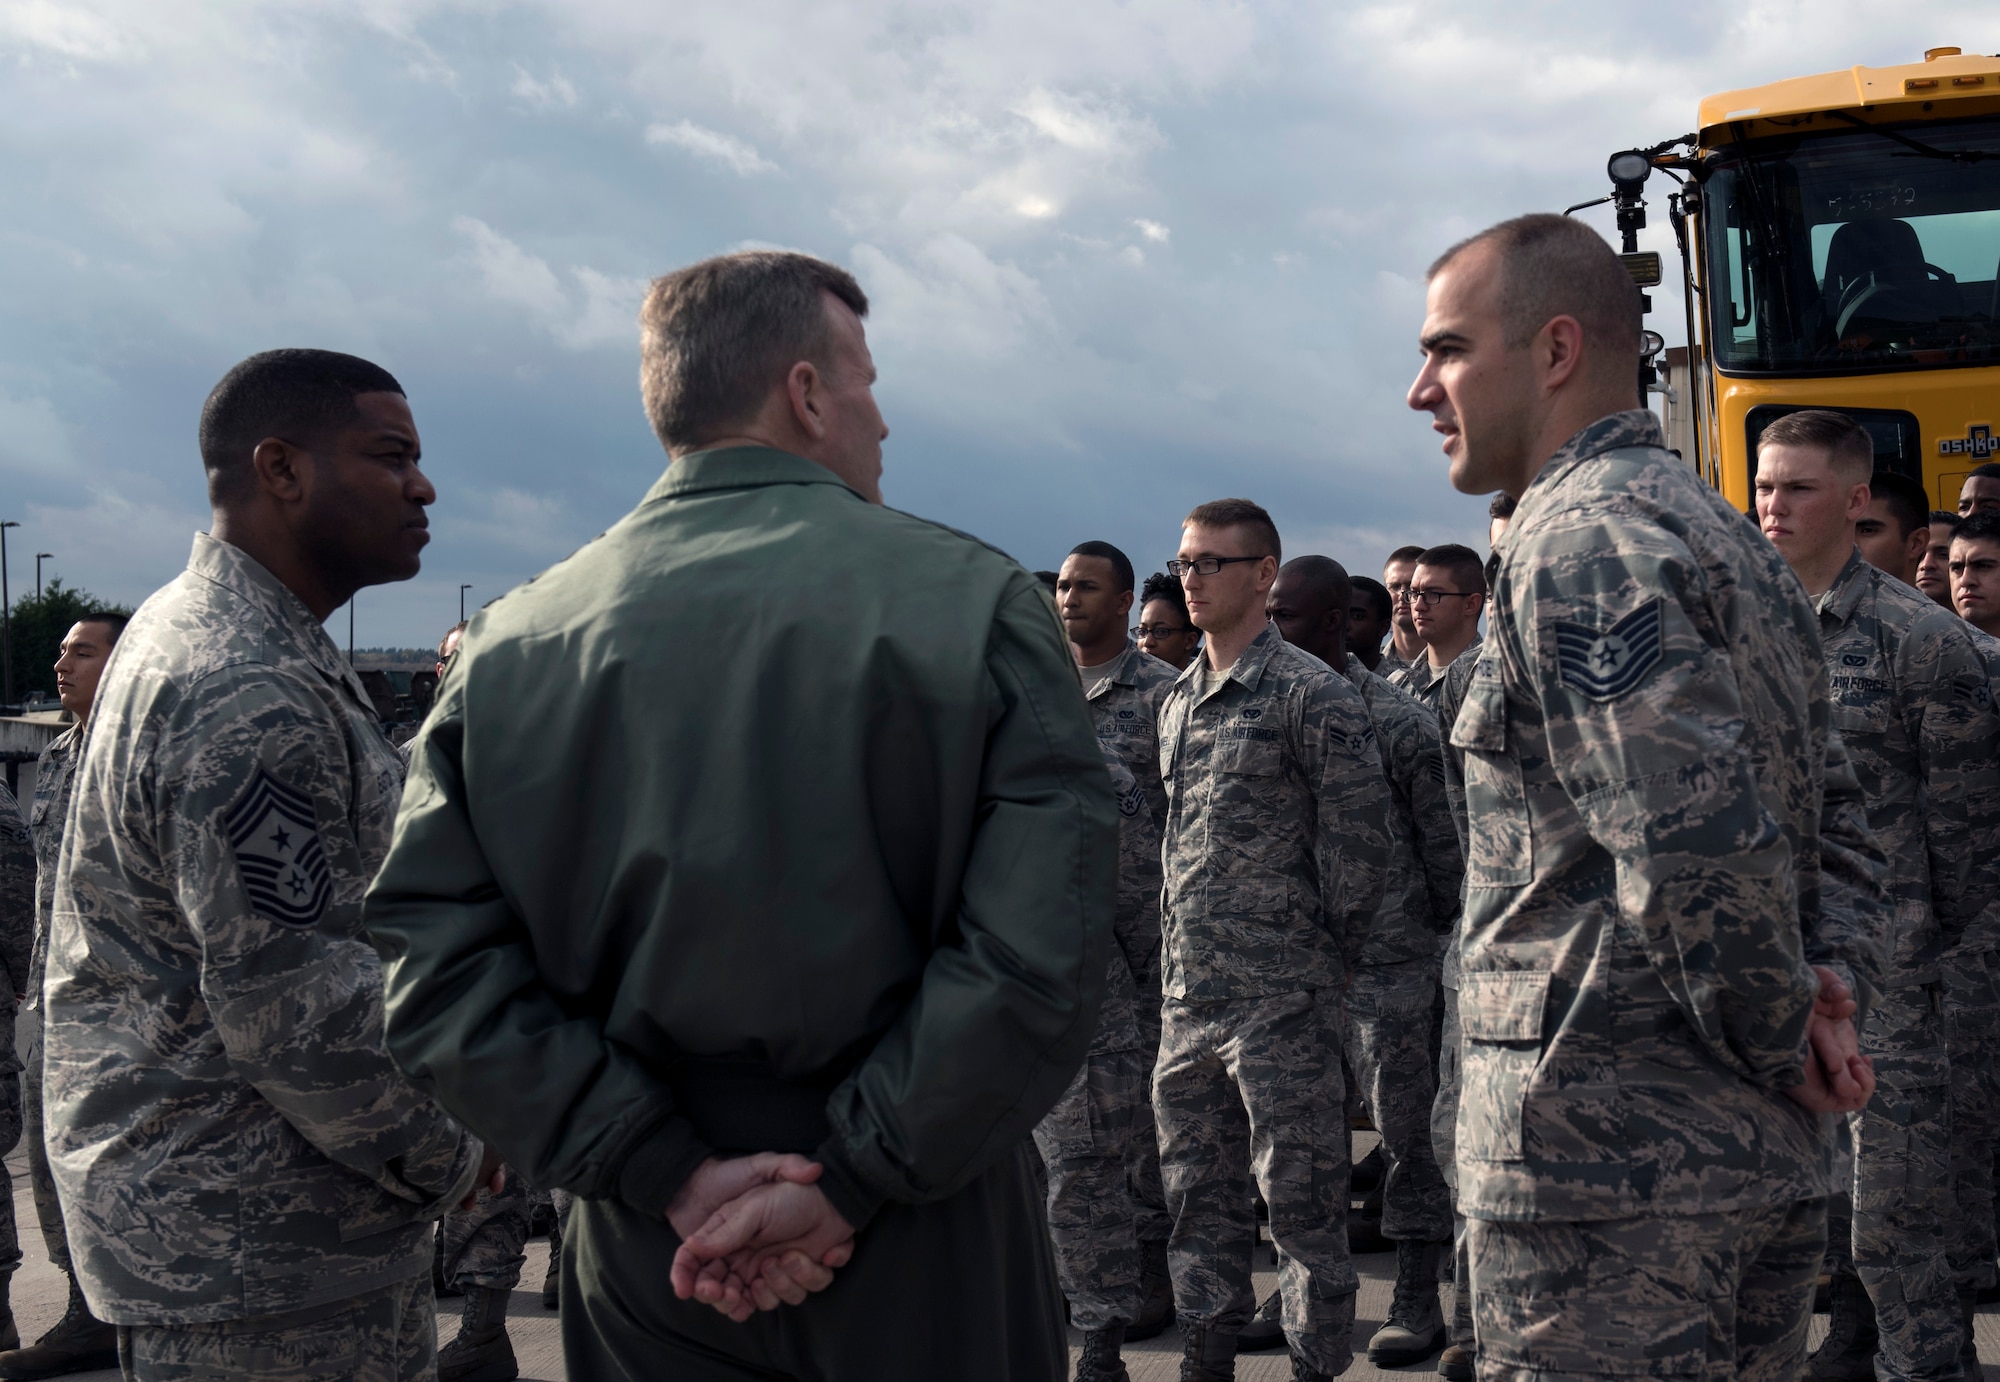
[0,521,18,707]
[35,553,51,601]
[459,584,472,623]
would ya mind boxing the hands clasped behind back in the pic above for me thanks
[1783,964,1875,1115]
[666,1152,858,1323]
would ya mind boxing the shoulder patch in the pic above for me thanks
[1554,599,1665,700]
[224,767,333,929]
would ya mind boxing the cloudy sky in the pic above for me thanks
[0,2,1990,649]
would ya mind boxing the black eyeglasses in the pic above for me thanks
[1166,555,1262,578]
[1410,589,1476,606]
[1133,624,1194,639]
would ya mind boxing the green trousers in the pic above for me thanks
[560,1142,1065,1381]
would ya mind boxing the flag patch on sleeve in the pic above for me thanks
[1554,600,1665,700]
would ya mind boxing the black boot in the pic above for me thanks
[0,1272,117,1380]
[1077,1323,1130,1382]
[1128,1239,1173,1342]
[1348,1181,1390,1254]
[1436,1267,1474,1381]
[1350,1145,1386,1195]
[1289,1351,1336,1382]
[1370,1239,1448,1366]
[1235,1291,1284,1352]
[437,1286,518,1382]
[1963,1285,1982,1379]
[1180,1323,1237,1382]
[542,1217,562,1311]
[1807,1273,1878,1382]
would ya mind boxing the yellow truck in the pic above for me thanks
[1598,46,2000,513]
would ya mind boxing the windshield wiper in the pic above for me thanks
[1827,110,2000,163]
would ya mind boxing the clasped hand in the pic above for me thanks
[1784,965,1874,1115]
[666,1153,856,1323]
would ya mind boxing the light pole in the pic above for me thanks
[459,584,472,623]
[0,522,17,707]
[35,553,51,602]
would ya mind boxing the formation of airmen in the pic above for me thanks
[0,211,1992,1382]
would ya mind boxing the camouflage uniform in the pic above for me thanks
[438,1170,561,1294]
[1340,655,1459,1245]
[115,1277,435,1381]
[45,535,484,1376]
[1453,411,1890,1382]
[24,724,81,1277]
[1811,548,2000,1382]
[1082,641,1177,1251]
[0,781,35,1293]
[1153,624,1391,1372]
[1946,626,2000,1299]
[1393,639,1481,729]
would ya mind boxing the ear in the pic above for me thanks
[250,437,311,504]
[1847,482,1873,522]
[785,360,828,441]
[1114,588,1134,619]
[1537,315,1587,393]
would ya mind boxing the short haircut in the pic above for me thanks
[198,349,405,505]
[76,611,129,646]
[1139,571,1189,621]
[1185,498,1280,563]
[1867,472,1930,540]
[1757,409,1874,482]
[1068,540,1135,594]
[1970,462,2000,482]
[1488,493,1518,520]
[1033,570,1060,594]
[1280,555,1351,610]
[438,620,468,660]
[1415,542,1487,595]
[1349,576,1393,623]
[639,251,869,453]
[1386,544,1427,567]
[1932,510,1962,536]
[1428,212,1642,355]
[1954,511,2000,547]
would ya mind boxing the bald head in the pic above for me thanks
[1429,213,1643,356]
[1266,555,1352,668]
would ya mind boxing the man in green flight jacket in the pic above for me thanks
[364,250,1119,1381]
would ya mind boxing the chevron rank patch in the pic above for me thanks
[1554,599,1665,700]
[224,767,333,928]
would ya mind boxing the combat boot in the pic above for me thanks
[1807,1273,1878,1382]
[1348,1181,1391,1255]
[542,1216,562,1311]
[1076,1323,1130,1382]
[1369,1239,1447,1366]
[1436,1268,1474,1381]
[1179,1323,1237,1382]
[1350,1144,1385,1196]
[1289,1352,1336,1382]
[438,1285,518,1382]
[0,1273,117,1380]
[1235,1291,1284,1352]
[1961,1285,1981,1378]
[1128,1239,1173,1342]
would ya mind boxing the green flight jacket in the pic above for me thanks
[365,446,1118,1232]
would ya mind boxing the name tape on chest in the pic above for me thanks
[1553,599,1665,700]
[224,767,334,928]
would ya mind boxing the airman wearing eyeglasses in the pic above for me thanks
[1135,571,1202,671]
[1397,543,1486,736]
[1381,546,1427,677]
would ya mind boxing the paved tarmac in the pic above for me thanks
[6,1135,1995,1381]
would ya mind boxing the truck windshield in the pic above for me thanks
[1704,117,2000,374]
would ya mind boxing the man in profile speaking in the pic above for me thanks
[365,251,1117,1380]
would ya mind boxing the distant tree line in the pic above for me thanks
[9,580,135,702]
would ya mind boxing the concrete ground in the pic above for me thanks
[7,1135,1997,1382]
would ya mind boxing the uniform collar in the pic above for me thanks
[646,446,865,504]
[187,533,370,703]
[1084,640,1148,699]
[1815,547,1873,624]
[1175,622,1287,702]
[1503,409,1668,564]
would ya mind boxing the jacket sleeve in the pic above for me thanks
[1526,527,1816,1090]
[1908,618,2000,946]
[1806,723,1890,1011]
[158,669,480,1221]
[1403,703,1464,931]
[812,580,1118,1230]
[0,788,34,998]
[1306,676,1392,970]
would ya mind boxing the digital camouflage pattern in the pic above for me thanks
[116,1275,437,1382]
[1424,641,1482,749]
[1947,624,2000,1294]
[1812,549,1997,1382]
[25,724,81,1275]
[1154,989,1353,1373]
[1344,958,1450,1243]
[440,1168,539,1293]
[1154,622,1392,1001]
[45,534,483,1324]
[1031,1046,1145,1330]
[1455,410,1889,1230]
[1468,1198,1826,1382]
[0,781,32,1287]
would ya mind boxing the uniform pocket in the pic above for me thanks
[1456,970,1549,1163]
[1450,677,1532,887]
